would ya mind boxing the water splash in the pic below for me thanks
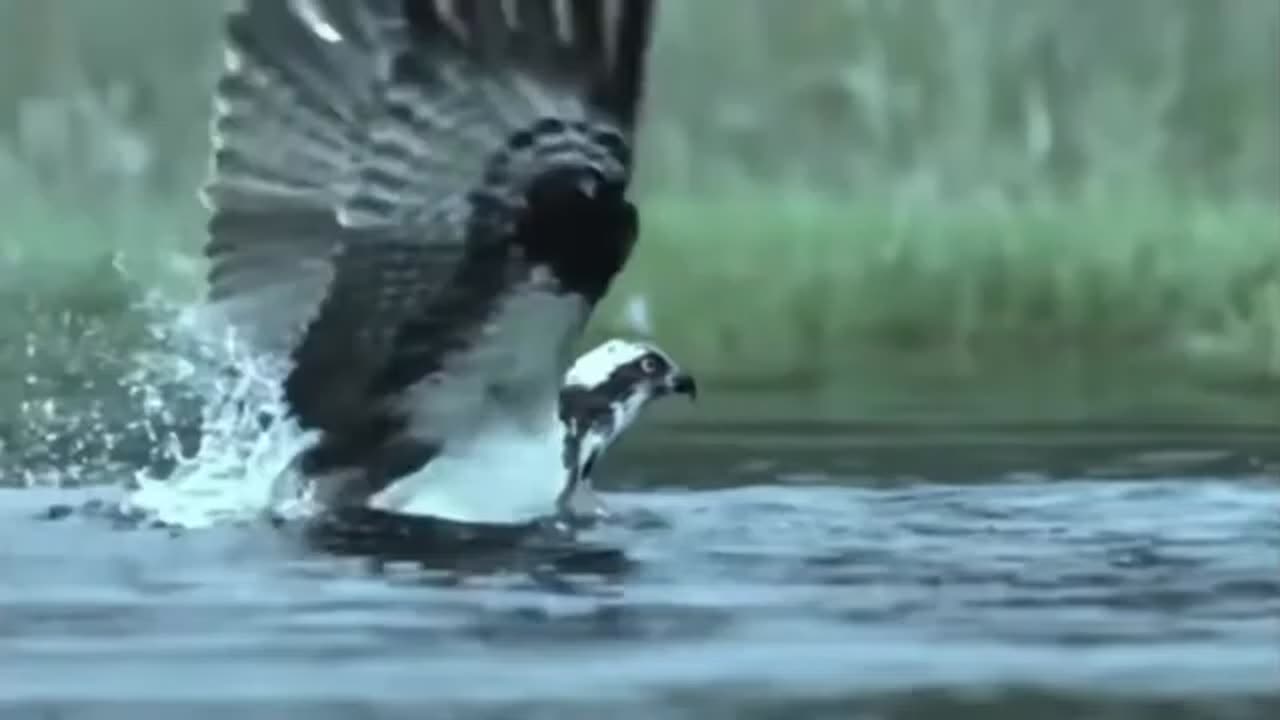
[112,296,322,529]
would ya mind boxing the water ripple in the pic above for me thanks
[4,473,1275,717]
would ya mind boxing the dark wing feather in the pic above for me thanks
[202,0,657,438]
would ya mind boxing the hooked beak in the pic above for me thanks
[668,372,698,402]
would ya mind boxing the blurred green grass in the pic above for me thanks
[597,189,1280,384]
[1,0,1278,391]
[4,177,1277,392]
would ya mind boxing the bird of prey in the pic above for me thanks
[556,337,695,521]
[200,0,695,527]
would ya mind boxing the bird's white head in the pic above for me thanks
[566,338,695,396]
[556,338,697,522]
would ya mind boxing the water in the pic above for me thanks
[2,308,1280,718]
[3,416,1279,717]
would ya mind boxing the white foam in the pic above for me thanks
[115,301,321,529]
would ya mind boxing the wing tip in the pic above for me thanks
[400,0,657,126]
[604,0,657,128]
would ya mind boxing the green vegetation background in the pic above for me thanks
[2,0,1278,466]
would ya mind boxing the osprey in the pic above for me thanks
[201,0,694,527]
[556,338,695,521]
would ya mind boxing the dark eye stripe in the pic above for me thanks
[637,352,668,374]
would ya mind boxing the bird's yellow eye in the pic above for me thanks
[639,356,659,374]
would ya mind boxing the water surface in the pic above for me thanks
[3,410,1278,719]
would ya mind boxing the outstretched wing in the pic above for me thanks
[202,0,656,450]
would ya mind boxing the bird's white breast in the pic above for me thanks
[365,413,567,523]
[366,272,587,523]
